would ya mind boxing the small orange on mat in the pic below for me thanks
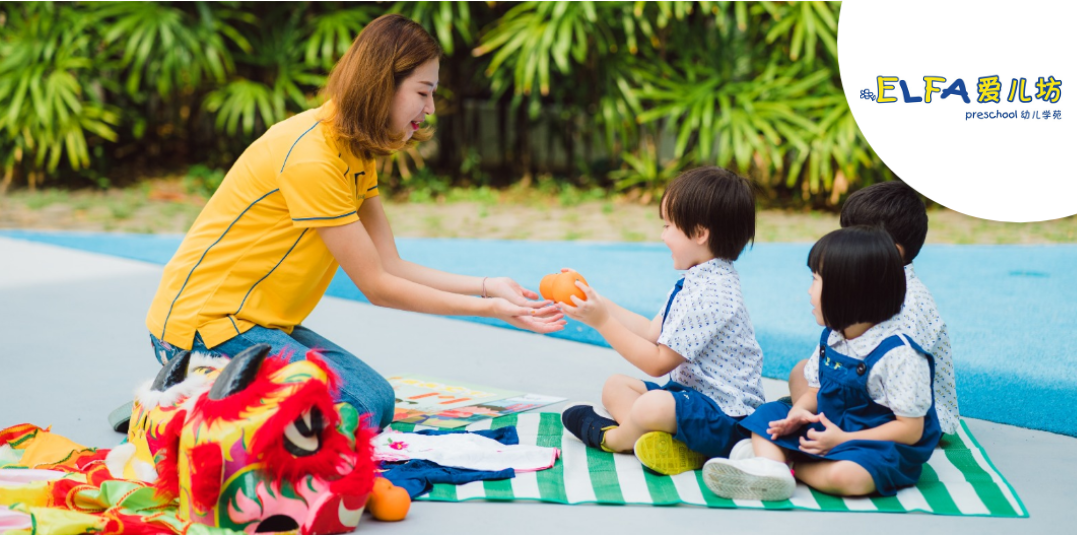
[368,478,411,522]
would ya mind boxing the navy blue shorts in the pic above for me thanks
[644,380,749,458]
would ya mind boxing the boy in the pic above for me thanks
[787,181,960,435]
[560,167,765,475]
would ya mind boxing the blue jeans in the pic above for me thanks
[149,326,395,429]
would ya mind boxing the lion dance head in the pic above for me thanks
[113,344,376,534]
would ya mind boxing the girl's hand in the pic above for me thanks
[484,277,559,319]
[766,406,815,439]
[559,281,610,329]
[798,413,847,456]
[487,297,566,334]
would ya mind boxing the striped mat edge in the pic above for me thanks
[389,412,1028,517]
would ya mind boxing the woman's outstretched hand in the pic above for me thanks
[486,297,566,334]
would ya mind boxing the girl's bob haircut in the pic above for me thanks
[322,14,441,159]
[807,225,906,331]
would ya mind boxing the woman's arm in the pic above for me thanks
[360,197,553,309]
[316,220,563,333]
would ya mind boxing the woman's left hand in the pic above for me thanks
[484,277,559,317]
[798,412,847,456]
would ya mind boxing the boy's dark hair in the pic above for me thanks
[807,226,906,331]
[839,181,928,264]
[660,166,756,261]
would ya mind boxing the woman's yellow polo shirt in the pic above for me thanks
[146,105,378,350]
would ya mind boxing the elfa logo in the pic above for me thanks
[860,76,1062,121]
[861,76,1062,104]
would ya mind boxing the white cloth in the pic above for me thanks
[657,258,765,417]
[802,265,958,432]
[372,431,559,472]
[804,317,933,418]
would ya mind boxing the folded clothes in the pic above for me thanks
[381,459,514,498]
[374,426,559,472]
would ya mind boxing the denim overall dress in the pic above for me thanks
[740,328,942,496]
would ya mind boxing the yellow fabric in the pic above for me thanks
[146,104,379,349]
[25,507,106,535]
[18,432,88,469]
[0,481,53,508]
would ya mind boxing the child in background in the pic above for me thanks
[559,167,765,475]
[787,181,959,435]
[705,226,941,501]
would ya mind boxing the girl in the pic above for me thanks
[703,226,941,500]
[142,14,563,431]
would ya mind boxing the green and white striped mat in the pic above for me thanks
[389,412,1027,517]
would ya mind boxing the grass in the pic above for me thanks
[2,177,1076,244]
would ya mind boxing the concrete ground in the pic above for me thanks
[1,236,1073,534]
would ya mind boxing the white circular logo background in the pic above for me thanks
[838,1,1076,222]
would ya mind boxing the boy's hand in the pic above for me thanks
[766,406,815,439]
[799,413,847,456]
[559,281,610,329]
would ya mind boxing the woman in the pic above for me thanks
[143,14,564,429]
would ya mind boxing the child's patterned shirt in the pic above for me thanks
[804,316,933,418]
[657,258,765,417]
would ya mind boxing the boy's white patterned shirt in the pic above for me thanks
[803,265,960,432]
[656,258,765,417]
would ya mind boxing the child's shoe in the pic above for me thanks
[728,438,755,461]
[633,431,706,475]
[561,404,617,450]
[702,457,795,501]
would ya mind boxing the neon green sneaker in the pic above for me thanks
[633,431,707,475]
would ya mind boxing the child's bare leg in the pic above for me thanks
[788,359,809,401]
[794,460,875,496]
[601,374,648,423]
[752,433,789,464]
[602,390,677,452]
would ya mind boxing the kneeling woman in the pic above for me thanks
[144,15,563,430]
[704,226,940,500]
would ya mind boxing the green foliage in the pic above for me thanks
[0,1,888,206]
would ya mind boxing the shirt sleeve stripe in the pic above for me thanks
[292,211,357,222]
[367,185,378,191]
[279,121,321,173]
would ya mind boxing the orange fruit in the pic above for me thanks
[371,477,392,496]
[368,483,410,521]
[539,273,557,301]
[552,271,588,305]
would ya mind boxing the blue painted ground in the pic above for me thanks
[3,229,1075,437]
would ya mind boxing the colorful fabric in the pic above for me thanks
[656,258,765,417]
[0,347,377,535]
[391,413,1027,517]
[145,102,380,350]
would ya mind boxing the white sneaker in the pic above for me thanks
[702,457,795,501]
[728,438,755,461]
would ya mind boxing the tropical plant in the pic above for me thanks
[0,1,889,206]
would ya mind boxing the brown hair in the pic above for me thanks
[322,14,441,159]
[660,167,756,261]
